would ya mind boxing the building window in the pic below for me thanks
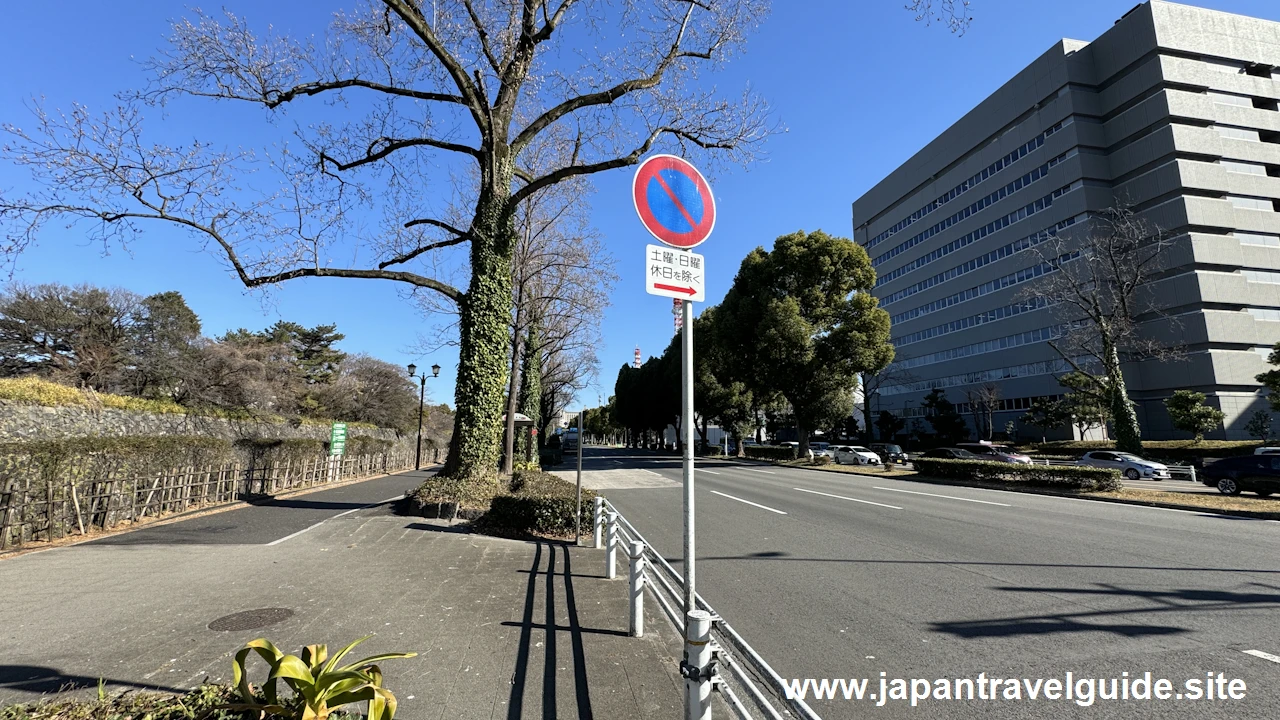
[870,155,1076,267]
[1246,308,1280,322]
[1207,91,1254,108]
[881,358,1087,396]
[893,297,1054,347]
[1220,159,1268,175]
[890,325,1067,370]
[1216,125,1261,142]
[888,251,1081,326]
[1228,195,1275,211]
[865,119,1074,250]
[1243,270,1280,284]
[1235,232,1280,247]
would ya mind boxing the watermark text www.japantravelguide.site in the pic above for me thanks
[783,671,1248,707]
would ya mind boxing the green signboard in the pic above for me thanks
[330,422,348,456]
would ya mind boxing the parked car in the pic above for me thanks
[1076,451,1170,481]
[810,441,834,458]
[1199,455,1280,496]
[1254,447,1280,455]
[870,443,908,464]
[920,447,980,460]
[834,446,882,465]
[957,442,1032,464]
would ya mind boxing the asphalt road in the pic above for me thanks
[585,447,1280,719]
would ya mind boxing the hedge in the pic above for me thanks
[910,458,1122,492]
[744,445,796,461]
[486,470,598,536]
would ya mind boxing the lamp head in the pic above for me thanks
[431,363,441,378]
[407,363,417,377]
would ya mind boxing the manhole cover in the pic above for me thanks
[208,608,295,632]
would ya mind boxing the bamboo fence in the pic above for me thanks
[0,451,414,550]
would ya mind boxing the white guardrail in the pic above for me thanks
[1028,458,1198,481]
[594,496,822,720]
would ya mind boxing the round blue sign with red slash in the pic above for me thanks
[633,154,716,249]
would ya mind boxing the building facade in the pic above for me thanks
[854,1,1280,441]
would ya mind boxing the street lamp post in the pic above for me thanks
[408,362,441,471]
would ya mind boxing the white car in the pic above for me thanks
[1254,447,1280,455]
[1076,451,1170,481]
[834,446,881,465]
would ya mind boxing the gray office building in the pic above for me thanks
[854,0,1280,441]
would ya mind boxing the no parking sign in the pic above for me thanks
[632,154,716,249]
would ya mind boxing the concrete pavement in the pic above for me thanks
[578,447,1280,719]
[0,469,685,719]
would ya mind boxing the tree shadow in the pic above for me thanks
[0,664,186,696]
[507,542,596,720]
[930,583,1280,639]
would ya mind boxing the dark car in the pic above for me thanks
[921,447,980,460]
[870,443,908,464]
[1199,455,1280,496]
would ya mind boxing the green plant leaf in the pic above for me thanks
[322,635,373,675]
[340,652,418,672]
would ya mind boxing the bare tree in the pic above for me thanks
[963,382,1000,441]
[0,1,771,483]
[1022,207,1177,454]
[906,0,974,34]
[860,364,916,442]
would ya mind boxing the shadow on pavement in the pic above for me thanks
[0,665,186,695]
[930,584,1280,639]
[508,542,596,720]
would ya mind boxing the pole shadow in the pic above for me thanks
[507,542,596,720]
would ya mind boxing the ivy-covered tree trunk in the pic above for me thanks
[1104,335,1143,454]
[517,324,542,466]
[441,172,515,483]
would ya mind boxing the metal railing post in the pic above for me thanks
[683,609,714,720]
[1189,465,1197,484]
[594,496,604,549]
[605,510,618,580]
[628,540,645,637]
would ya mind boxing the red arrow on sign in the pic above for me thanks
[654,283,697,296]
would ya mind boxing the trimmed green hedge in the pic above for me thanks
[911,458,1122,492]
[486,470,597,536]
[744,445,796,461]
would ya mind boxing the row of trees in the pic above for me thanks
[0,1,969,483]
[0,282,429,430]
[609,229,894,454]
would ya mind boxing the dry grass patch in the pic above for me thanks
[1084,487,1280,520]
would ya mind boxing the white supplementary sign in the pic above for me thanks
[645,244,706,302]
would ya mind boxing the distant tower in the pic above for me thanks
[634,346,641,368]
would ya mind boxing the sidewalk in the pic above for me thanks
[0,504,684,718]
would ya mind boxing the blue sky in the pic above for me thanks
[2,0,1278,411]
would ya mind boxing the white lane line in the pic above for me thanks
[872,486,1011,507]
[612,460,624,464]
[266,494,404,546]
[709,490,788,515]
[793,487,902,510]
[1243,649,1280,665]
[702,470,722,475]
[744,468,775,475]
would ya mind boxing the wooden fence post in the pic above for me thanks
[70,480,85,535]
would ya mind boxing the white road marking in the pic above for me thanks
[872,486,1011,506]
[612,460,624,464]
[744,468,775,475]
[1243,649,1280,665]
[709,490,788,515]
[267,494,404,546]
[793,487,902,510]
[641,469,663,476]
[701,470,722,475]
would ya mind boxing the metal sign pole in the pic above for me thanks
[576,407,584,544]
[681,298,695,617]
